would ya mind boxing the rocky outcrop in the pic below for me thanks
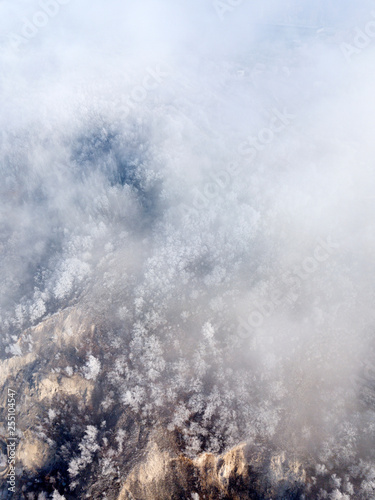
[38,373,94,404]
[118,439,306,500]
[16,435,53,474]
[0,308,98,484]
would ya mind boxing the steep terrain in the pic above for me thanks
[1,309,375,498]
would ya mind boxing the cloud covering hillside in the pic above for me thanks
[1,0,375,498]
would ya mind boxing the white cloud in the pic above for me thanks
[2,1,375,494]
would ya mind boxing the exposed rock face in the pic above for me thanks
[0,308,100,495]
[38,373,94,404]
[118,440,306,500]
[16,436,53,474]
